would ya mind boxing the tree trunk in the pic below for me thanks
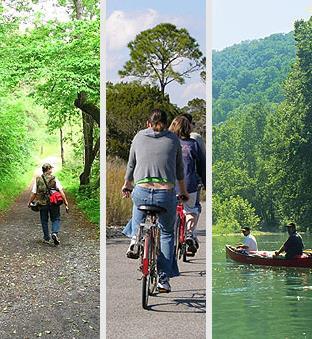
[160,82,165,98]
[72,0,100,188]
[73,0,83,19]
[74,92,100,126]
[60,128,65,165]
[79,112,100,187]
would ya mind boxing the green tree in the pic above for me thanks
[182,98,206,138]
[212,32,296,123]
[265,18,312,230]
[106,81,180,160]
[119,23,204,97]
[213,195,260,233]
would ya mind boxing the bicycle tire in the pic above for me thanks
[148,228,158,296]
[175,215,181,257]
[142,275,149,309]
[142,233,150,309]
[182,245,187,262]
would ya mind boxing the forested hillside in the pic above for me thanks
[213,18,312,233]
[213,33,295,123]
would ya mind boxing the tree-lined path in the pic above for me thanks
[106,203,206,338]
[0,171,100,338]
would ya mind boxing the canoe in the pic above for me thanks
[226,245,312,268]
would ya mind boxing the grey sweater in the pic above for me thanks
[125,128,184,184]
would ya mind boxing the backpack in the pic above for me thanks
[36,174,57,205]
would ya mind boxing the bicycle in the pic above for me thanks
[175,195,190,262]
[136,204,164,310]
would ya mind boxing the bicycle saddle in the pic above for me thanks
[138,205,167,213]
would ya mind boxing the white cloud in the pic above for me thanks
[181,82,206,102]
[106,9,159,51]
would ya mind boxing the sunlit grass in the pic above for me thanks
[106,157,132,226]
[57,161,100,227]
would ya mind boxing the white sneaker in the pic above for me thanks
[157,277,171,293]
[52,233,60,246]
[186,236,197,254]
[126,236,139,259]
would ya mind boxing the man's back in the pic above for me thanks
[284,232,304,259]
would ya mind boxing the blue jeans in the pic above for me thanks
[39,204,61,240]
[123,186,179,278]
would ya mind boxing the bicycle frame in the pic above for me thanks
[137,212,160,309]
[175,201,187,262]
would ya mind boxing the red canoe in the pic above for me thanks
[226,245,312,268]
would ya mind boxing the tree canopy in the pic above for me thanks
[213,33,296,124]
[106,81,180,160]
[213,17,312,232]
[119,23,204,96]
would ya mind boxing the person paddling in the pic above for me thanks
[274,222,304,259]
[236,226,258,254]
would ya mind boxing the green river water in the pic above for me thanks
[213,234,312,339]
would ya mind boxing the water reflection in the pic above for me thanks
[213,234,312,339]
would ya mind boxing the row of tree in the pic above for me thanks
[0,0,100,192]
[213,17,312,232]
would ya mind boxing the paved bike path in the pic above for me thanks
[106,203,206,338]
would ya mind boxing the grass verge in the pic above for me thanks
[57,165,100,228]
[106,157,132,226]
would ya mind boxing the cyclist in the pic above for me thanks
[122,109,189,292]
[169,116,206,254]
[181,113,206,250]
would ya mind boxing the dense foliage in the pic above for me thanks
[0,1,100,224]
[106,81,181,160]
[213,18,312,233]
[213,33,295,124]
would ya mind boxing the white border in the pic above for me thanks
[100,0,106,337]
[206,0,212,338]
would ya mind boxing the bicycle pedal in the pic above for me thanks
[186,251,195,257]
[157,287,170,294]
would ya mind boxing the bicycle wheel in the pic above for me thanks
[142,233,150,309]
[175,215,181,257]
[148,229,158,296]
[182,244,187,262]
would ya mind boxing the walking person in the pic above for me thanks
[169,115,206,254]
[28,163,69,245]
[122,109,189,292]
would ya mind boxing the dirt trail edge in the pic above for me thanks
[0,188,100,339]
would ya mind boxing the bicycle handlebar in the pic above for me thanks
[122,188,133,193]
[177,194,188,202]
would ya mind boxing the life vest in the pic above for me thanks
[36,174,57,205]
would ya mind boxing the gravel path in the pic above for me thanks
[0,189,100,339]
[106,203,206,338]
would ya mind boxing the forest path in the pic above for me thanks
[0,162,100,339]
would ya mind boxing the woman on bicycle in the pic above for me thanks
[122,109,188,292]
[169,115,206,254]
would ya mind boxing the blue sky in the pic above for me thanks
[106,0,206,107]
[213,0,312,50]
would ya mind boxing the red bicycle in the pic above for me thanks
[175,195,189,262]
[136,204,163,310]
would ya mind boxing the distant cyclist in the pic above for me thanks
[122,109,189,292]
[169,116,206,254]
